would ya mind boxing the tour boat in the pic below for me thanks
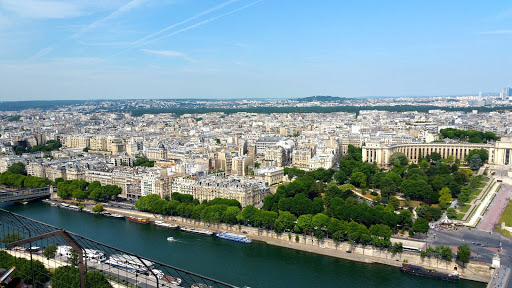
[191,283,213,288]
[161,275,182,286]
[180,226,213,236]
[155,220,179,229]
[214,232,252,243]
[106,254,155,273]
[60,203,81,211]
[128,217,149,224]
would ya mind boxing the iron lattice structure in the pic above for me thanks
[0,208,239,288]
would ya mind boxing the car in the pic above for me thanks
[242,231,248,234]
[346,250,352,253]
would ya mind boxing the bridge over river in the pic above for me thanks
[0,186,53,203]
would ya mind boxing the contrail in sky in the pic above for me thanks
[110,0,262,58]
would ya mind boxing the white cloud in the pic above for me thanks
[479,30,512,35]
[141,49,194,61]
[0,0,84,19]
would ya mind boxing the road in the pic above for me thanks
[428,227,512,267]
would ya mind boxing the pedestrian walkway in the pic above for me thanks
[465,180,500,227]
[486,267,510,288]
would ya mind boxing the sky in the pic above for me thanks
[0,0,512,101]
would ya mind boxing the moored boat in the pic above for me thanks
[128,216,149,224]
[106,254,154,273]
[180,226,213,236]
[154,220,179,229]
[214,232,252,243]
[60,203,81,211]
[400,264,459,282]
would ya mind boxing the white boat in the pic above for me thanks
[110,213,125,218]
[161,275,183,286]
[155,221,179,229]
[180,227,213,236]
[106,254,155,273]
[214,232,252,243]
[167,237,175,241]
[57,246,106,263]
[59,203,81,211]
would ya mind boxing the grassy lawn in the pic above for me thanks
[497,201,512,227]
[400,200,422,208]
[495,227,512,239]
[456,213,465,220]
[457,204,471,213]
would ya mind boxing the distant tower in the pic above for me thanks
[478,91,482,98]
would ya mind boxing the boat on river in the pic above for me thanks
[155,220,179,229]
[400,264,459,282]
[106,254,155,273]
[128,216,149,224]
[214,232,252,243]
[60,203,81,211]
[180,226,213,236]
[167,237,175,241]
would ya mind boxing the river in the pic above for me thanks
[4,202,485,288]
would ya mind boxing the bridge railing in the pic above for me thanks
[0,209,239,288]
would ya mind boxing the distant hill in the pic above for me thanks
[297,96,347,102]
[0,100,95,111]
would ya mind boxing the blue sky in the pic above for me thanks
[0,0,511,100]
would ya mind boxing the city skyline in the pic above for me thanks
[1,0,512,100]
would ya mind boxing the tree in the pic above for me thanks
[469,154,482,170]
[438,187,453,206]
[390,152,408,167]
[276,211,297,231]
[43,245,58,259]
[412,217,429,234]
[379,177,397,198]
[457,245,471,265]
[92,203,104,213]
[440,245,453,261]
[0,231,24,244]
[52,266,113,288]
[7,162,27,175]
[387,197,400,210]
[446,208,457,219]
[350,172,367,188]
[295,214,313,234]
[69,250,79,266]
[222,206,241,224]
[430,152,442,162]
[391,242,403,255]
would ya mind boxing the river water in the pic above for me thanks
[4,202,485,288]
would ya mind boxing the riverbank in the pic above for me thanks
[101,205,492,283]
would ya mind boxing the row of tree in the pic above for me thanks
[420,244,472,265]
[57,179,122,201]
[15,140,62,155]
[0,162,53,188]
[440,128,500,143]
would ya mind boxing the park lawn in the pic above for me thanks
[456,213,465,220]
[495,227,512,239]
[498,201,512,227]
[400,200,421,208]
[457,204,471,213]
